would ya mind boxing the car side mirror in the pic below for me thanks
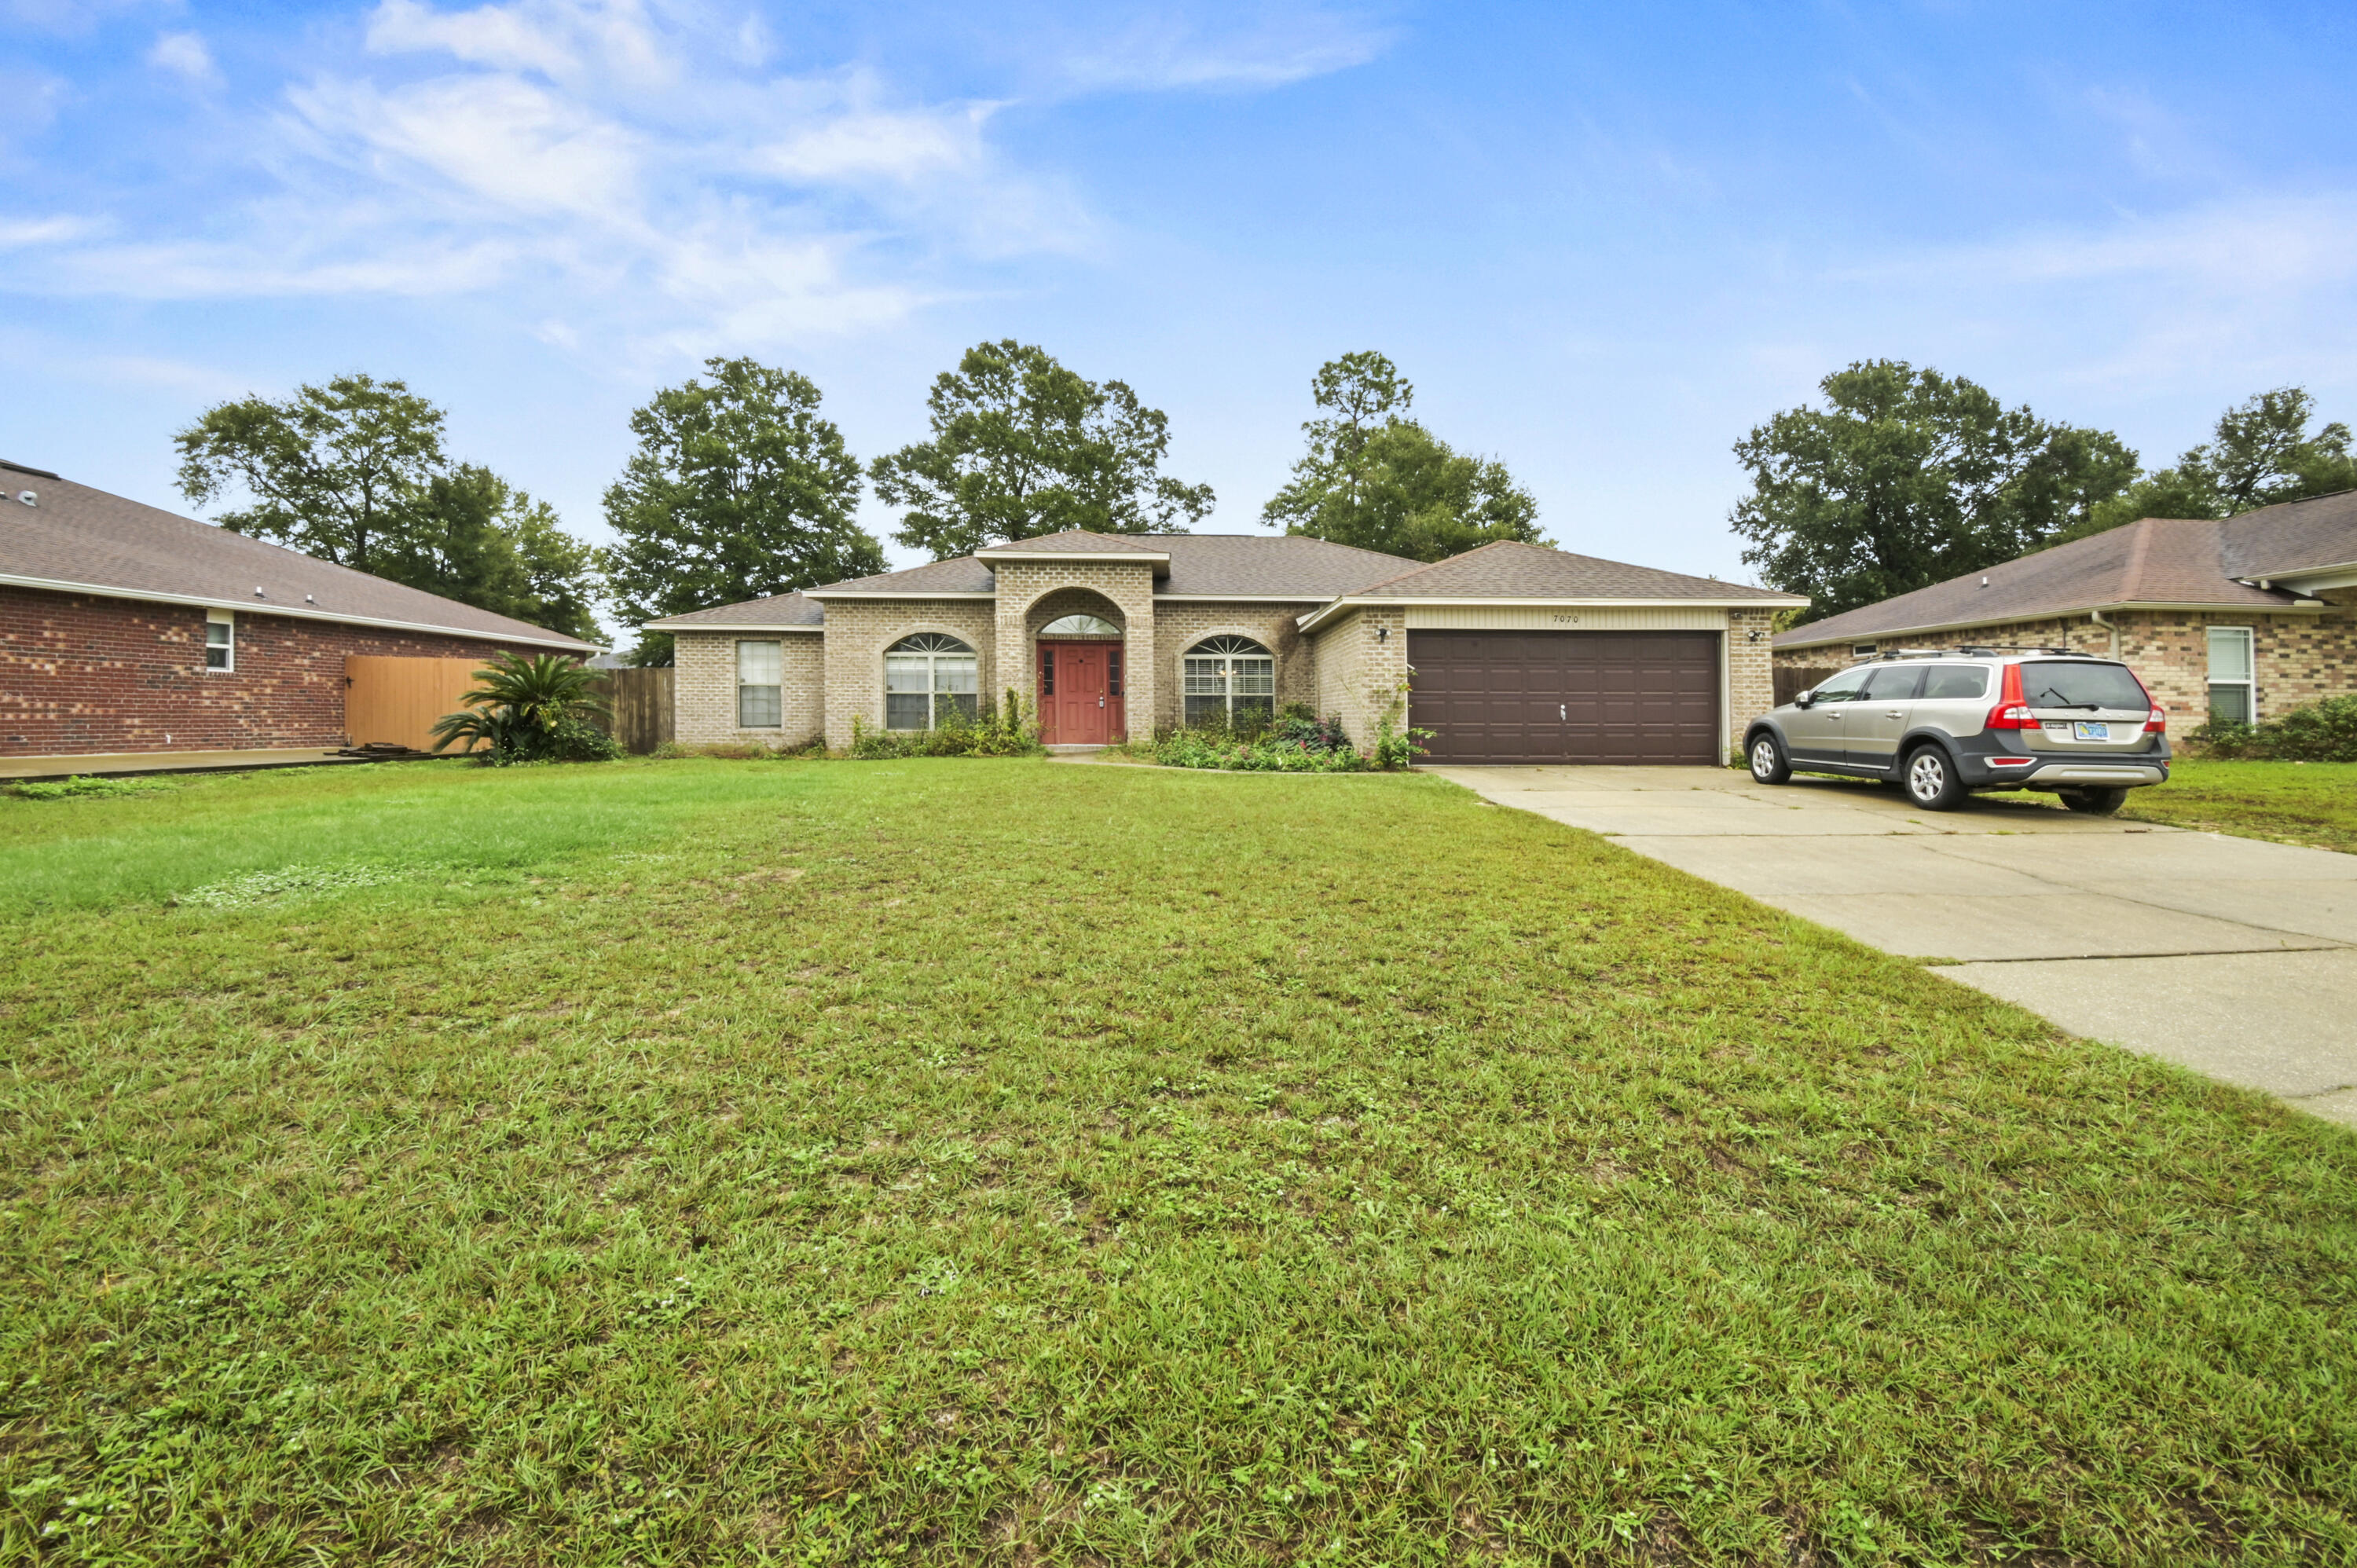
[1794,689,1815,708]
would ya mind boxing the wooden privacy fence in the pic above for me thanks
[345,656,489,752]
[592,667,675,754]
[1773,665,1842,705]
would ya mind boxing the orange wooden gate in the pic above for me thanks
[344,656,489,752]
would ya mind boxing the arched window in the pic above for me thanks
[1039,613,1121,636]
[885,633,978,730]
[1183,635,1275,727]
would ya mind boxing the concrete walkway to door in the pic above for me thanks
[1425,764,2357,1130]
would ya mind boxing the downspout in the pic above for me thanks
[2089,609,2118,659]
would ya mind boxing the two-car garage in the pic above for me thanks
[1407,628,1723,764]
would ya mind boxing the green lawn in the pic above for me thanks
[3,759,2352,1566]
[2122,758,2357,855]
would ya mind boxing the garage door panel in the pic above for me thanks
[1408,629,1720,764]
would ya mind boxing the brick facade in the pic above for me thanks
[0,584,512,756]
[1726,606,1776,759]
[1149,600,1321,732]
[1775,591,2357,727]
[1308,606,1410,747]
[673,628,826,749]
[820,599,1001,752]
[991,562,1159,743]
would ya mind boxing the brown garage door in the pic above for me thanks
[1407,629,1721,764]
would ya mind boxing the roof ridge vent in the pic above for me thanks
[1,460,62,481]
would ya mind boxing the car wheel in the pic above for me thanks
[1747,734,1791,785]
[1904,746,1967,811]
[2062,787,2128,815]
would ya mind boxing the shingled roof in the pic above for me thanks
[1350,539,1801,603]
[643,531,1798,636]
[1775,515,2327,651]
[0,465,598,650]
[645,591,826,630]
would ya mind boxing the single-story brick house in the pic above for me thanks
[1772,492,2357,727]
[0,461,599,757]
[647,530,1803,764]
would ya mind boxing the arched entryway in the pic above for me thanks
[1036,609,1126,743]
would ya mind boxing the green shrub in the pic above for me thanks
[431,653,618,765]
[850,690,1043,760]
[1148,719,1370,773]
[2189,694,2357,762]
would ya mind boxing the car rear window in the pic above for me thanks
[2020,661,2149,711]
[1919,665,1988,699]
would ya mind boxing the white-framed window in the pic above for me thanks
[1852,643,1877,658]
[205,610,234,672]
[885,633,978,730]
[1182,635,1275,727]
[737,639,782,727]
[1039,613,1120,636]
[2206,626,2255,725]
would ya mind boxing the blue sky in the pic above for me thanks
[8,0,2357,625]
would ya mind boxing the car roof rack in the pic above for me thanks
[1952,644,2080,657]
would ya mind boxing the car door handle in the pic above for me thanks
[1824,712,1843,720]
[1883,709,1903,717]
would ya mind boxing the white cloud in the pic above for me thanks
[1061,7,1391,91]
[6,0,1345,355]
[1856,192,2357,295]
[290,72,641,217]
[148,31,222,88]
[0,214,103,247]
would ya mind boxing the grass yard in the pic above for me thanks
[2120,758,2357,855]
[2,759,2353,1566]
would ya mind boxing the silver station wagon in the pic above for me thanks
[1743,648,2172,813]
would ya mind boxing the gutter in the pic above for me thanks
[1774,597,2326,653]
[645,621,823,633]
[1296,592,1807,635]
[0,571,598,653]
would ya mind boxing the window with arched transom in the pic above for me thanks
[885,633,978,730]
[1183,635,1275,727]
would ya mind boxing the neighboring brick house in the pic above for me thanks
[649,531,1802,764]
[1772,493,2357,728]
[0,461,598,757]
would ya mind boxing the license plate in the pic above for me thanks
[2071,721,2111,741]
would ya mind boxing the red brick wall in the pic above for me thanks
[0,584,518,756]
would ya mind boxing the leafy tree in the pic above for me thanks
[174,373,448,574]
[175,376,605,639]
[870,339,1215,560]
[1730,361,2138,623]
[1262,352,1545,562]
[602,357,881,665]
[2064,387,2357,542]
[394,467,604,642]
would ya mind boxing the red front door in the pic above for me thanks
[1040,642,1124,744]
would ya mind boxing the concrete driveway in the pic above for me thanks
[1426,764,2357,1130]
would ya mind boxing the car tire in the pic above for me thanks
[1903,745,1967,811]
[2062,787,2128,815]
[1747,732,1791,785]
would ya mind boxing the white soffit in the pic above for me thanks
[1403,605,1729,632]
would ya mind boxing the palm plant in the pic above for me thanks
[431,651,613,761]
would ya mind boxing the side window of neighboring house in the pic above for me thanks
[205,610,234,672]
[738,639,783,727]
[2205,627,2254,725]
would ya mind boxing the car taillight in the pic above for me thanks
[2145,706,2166,732]
[1985,663,2035,730]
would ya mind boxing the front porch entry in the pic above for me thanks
[1039,641,1125,744]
